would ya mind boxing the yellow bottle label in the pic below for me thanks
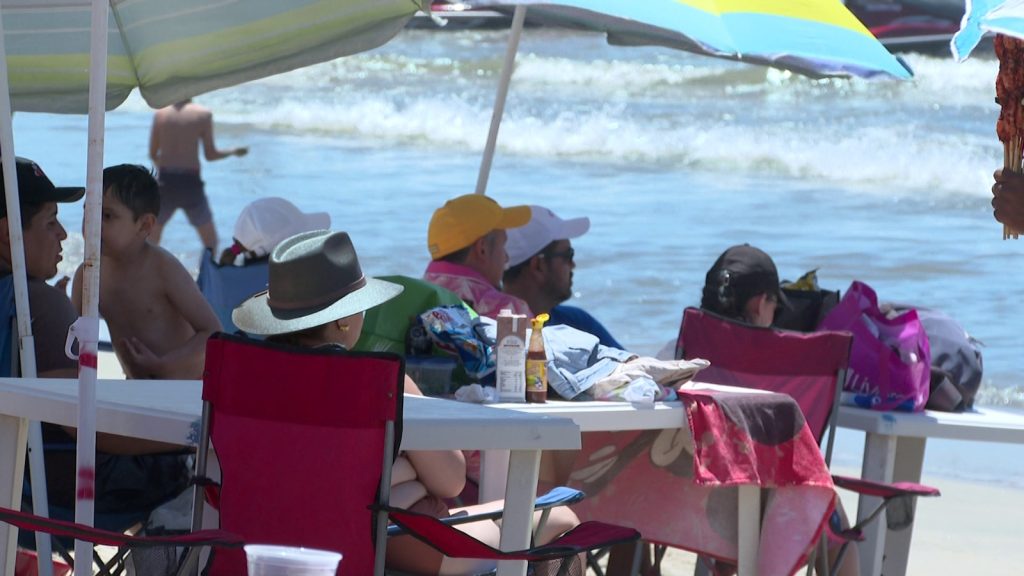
[525,358,547,392]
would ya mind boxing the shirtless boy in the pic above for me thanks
[72,164,221,379]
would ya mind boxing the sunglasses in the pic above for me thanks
[541,247,575,263]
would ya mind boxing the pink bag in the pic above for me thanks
[819,281,931,411]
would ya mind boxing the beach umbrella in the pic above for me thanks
[0,2,427,574]
[469,0,913,194]
[952,0,1021,60]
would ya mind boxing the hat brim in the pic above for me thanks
[53,186,85,203]
[232,277,404,336]
[497,205,531,229]
[560,216,590,239]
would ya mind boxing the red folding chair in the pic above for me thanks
[0,505,242,575]
[194,332,639,576]
[676,307,940,575]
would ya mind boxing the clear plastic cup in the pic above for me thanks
[244,544,342,576]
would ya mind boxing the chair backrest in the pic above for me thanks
[196,249,269,335]
[199,333,404,576]
[677,307,853,464]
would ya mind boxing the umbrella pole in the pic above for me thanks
[474,5,527,195]
[0,7,56,576]
[72,0,108,573]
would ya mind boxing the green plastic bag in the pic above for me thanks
[354,275,474,354]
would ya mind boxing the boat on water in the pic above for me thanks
[409,0,974,55]
[846,0,969,54]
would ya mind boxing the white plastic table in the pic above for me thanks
[837,405,1024,576]
[487,383,821,576]
[0,377,580,576]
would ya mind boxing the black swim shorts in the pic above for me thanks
[157,171,212,227]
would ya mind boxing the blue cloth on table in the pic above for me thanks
[543,324,634,399]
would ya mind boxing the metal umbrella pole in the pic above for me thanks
[71,0,109,573]
[475,5,527,195]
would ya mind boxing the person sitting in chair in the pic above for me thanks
[697,244,860,576]
[232,230,583,576]
[199,197,330,334]
[700,244,787,328]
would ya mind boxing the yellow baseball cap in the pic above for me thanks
[428,194,531,260]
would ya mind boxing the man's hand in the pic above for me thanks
[993,169,1024,231]
[119,337,163,378]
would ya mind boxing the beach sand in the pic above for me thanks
[653,471,1024,575]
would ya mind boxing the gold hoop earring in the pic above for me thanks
[338,323,350,333]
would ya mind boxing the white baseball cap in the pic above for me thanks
[233,197,331,258]
[505,206,590,267]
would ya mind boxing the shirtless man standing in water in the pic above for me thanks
[149,99,248,252]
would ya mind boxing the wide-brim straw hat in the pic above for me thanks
[233,230,403,336]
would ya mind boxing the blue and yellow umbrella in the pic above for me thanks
[473,0,912,79]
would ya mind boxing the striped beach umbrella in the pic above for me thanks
[1,0,424,113]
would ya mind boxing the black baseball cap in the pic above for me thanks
[705,244,789,310]
[0,157,84,219]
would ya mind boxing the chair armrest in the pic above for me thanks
[832,474,940,499]
[386,486,584,537]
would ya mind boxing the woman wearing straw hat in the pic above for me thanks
[232,230,582,575]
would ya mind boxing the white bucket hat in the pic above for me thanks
[505,206,590,267]
[233,197,331,258]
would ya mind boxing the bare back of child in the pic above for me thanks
[72,164,221,379]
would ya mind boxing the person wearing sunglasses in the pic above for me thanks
[504,206,622,348]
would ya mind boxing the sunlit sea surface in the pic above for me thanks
[10,29,1024,485]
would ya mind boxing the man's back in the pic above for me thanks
[151,102,211,172]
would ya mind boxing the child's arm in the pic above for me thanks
[70,265,85,315]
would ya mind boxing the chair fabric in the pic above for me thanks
[200,333,403,576]
[196,249,269,335]
[0,504,242,575]
[199,333,640,576]
[676,307,940,573]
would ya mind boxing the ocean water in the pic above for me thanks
[8,29,1024,484]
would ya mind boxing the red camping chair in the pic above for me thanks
[676,307,940,575]
[193,332,640,576]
